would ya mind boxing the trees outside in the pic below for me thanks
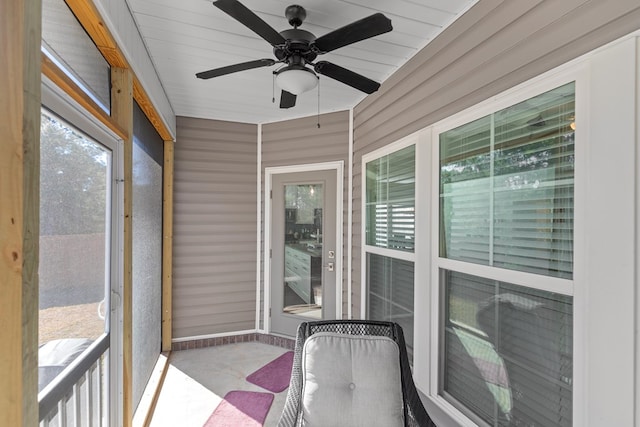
[40,110,109,237]
[39,110,110,310]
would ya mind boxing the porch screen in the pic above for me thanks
[42,0,111,112]
[132,102,164,412]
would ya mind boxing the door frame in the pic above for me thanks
[41,77,123,425]
[263,161,344,334]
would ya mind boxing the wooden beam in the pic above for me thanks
[21,0,41,424]
[161,140,174,352]
[0,1,26,424]
[0,0,41,426]
[136,352,171,427]
[133,78,173,142]
[111,67,134,427]
[41,53,128,140]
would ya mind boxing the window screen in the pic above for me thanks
[42,0,111,112]
[38,109,111,420]
[131,103,164,412]
[440,82,575,279]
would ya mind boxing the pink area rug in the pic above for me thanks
[203,391,274,427]
[246,351,294,393]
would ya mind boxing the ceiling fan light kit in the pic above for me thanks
[196,0,392,108]
[275,67,318,95]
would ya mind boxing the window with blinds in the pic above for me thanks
[442,270,573,426]
[366,145,415,252]
[437,82,576,426]
[364,143,416,357]
[367,254,415,354]
[440,82,575,279]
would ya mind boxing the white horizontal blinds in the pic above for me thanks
[440,115,492,264]
[442,270,573,427]
[492,83,575,278]
[365,145,415,251]
[367,254,415,352]
[365,144,416,356]
[442,270,512,425]
[440,83,575,279]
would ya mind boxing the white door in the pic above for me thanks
[270,169,339,337]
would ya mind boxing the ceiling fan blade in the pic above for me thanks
[213,0,285,46]
[314,61,380,94]
[280,90,296,109]
[196,58,276,79]
[313,13,392,53]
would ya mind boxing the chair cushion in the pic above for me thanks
[300,332,404,427]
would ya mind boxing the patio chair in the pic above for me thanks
[278,320,436,427]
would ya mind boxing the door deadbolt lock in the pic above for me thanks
[325,262,334,272]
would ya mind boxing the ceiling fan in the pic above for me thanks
[196,0,393,108]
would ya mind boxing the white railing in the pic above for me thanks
[39,335,109,427]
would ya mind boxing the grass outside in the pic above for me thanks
[39,301,105,346]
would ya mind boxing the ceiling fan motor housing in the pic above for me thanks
[274,28,317,63]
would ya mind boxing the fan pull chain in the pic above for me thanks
[272,73,276,104]
[316,77,321,128]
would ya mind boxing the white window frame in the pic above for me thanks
[360,131,429,350]
[420,63,589,426]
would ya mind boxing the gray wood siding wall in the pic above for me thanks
[350,0,640,317]
[173,116,257,338]
[261,111,350,325]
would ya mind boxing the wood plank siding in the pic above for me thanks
[261,111,350,323]
[173,117,258,338]
[349,0,640,317]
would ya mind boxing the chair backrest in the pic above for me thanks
[300,332,405,426]
[278,320,436,427]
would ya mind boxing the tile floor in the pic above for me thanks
[149,342,291,427]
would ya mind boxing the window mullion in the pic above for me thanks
[489,112,495,266]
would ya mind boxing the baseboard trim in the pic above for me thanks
[171,332,295,351]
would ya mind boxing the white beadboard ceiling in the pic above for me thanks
[126,0,478,124]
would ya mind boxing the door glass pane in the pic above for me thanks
[39,110,110,392]
[283,183,323,318]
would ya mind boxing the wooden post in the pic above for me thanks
[0,0,41,426]
[162,140,174,352]
[111,67,134,427]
